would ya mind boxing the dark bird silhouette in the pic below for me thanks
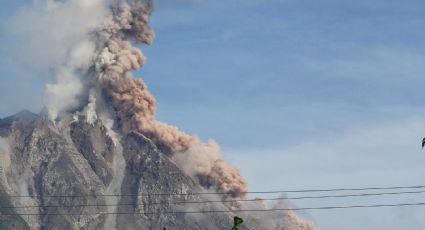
[422,138,425,149]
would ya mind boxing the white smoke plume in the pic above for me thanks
[15,0,248,198]
[8,1,317,229]
[240,199,318,230]
[9,0,313,229]
[9,0,108,118]
[84,89,98,124]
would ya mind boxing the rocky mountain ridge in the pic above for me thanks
[0,110,317,230]
[0,111,244,230]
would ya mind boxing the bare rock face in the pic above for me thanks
[0,111,244,230]
[0,111,318,230]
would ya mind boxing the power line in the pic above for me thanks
[3,185,425,198]
[1,202,425,216]
[3,189,425,210]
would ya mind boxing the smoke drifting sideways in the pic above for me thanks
[8,1,318,228]
[240,199,317,230]
[95,0,248,199]
[11,0,247,199]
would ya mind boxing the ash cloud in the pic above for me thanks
[6,0,317,229]
[8,0,247,199]
[21,0,249,199]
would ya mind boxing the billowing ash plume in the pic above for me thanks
[8,0,318,228]
[39,0,248,198]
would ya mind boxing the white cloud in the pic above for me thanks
[225,116,425,230]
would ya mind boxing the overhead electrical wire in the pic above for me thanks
[2,184,425,198]
[1,202,425,216]
[2,189,425,210]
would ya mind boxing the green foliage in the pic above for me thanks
[231,216,244,230]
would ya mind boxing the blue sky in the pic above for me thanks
[2,0,425,229]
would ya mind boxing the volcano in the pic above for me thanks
[0,111,316,230]
[0,0,318,229]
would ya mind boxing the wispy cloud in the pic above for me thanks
[225,115,425,229]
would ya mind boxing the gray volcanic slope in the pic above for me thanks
[0,111,247,230]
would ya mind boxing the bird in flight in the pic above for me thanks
[422,138,425,149]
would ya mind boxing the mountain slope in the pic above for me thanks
[0,111,243,230]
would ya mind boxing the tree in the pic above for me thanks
[231,216,244,230]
